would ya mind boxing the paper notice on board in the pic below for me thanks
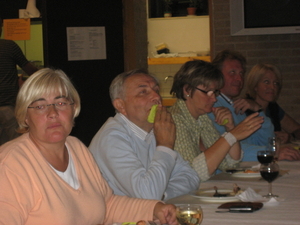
[67,27,106,61]
[3,19,31,40]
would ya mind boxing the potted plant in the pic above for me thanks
[187,0,200,16]
[164,0,173,17]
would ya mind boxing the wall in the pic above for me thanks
[43,0,124,145]
[147,12,210,98]
[1,22,43,65]
[14,23,44,66]
[210,0,300,123]
[148,64,182,98]
[147,16,210,56]
[1,21,44,75]
[123,0,148,71]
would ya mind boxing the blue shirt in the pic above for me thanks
[89,113,200,200]
[207,94,275,161]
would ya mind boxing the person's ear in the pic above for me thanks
[113,98,126,115]
[25,116,29,126]
[183,84,190,96]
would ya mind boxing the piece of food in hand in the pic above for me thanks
[220,118,229,125]
[147,104,158,123]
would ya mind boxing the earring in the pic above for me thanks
[187,94,190,97]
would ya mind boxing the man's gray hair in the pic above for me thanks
[109,68,159,102]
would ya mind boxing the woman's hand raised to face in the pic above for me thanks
[153,202,178,225]
[230,112,264,141]
[212,107,235,131]
[153,106,176,150]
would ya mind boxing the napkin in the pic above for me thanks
[237,187,264,202]
[236,187,280,206]
[251,163,261,170]
[263,197,280,207]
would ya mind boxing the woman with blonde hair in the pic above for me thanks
[0,68,178,225]
[244,63,300,144]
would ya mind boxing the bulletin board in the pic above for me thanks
[3,18,31,40]
[66,26,106,61]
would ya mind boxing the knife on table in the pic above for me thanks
[216,205,254,213]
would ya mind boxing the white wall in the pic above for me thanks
[147,16,210,57]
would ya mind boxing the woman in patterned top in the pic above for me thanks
[168,60,263,181]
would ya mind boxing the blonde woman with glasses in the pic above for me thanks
[0,68,178,225]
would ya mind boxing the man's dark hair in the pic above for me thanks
[212,49,247,73]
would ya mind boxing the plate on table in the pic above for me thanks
[189,189,239,203]
[290,140,300,150]
[231,170,261,178]
[291,140,300,146]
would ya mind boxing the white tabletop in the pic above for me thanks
[166,161,300,225]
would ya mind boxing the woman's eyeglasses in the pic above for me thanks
[194,87,220,97]
[28,102,74,114]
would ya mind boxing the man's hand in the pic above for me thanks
[212,107,235,131]
[233,98,262,115]
[153,106,176,149]
[278,146,300,161]
[275,131,290,144]
[153,202,178,225]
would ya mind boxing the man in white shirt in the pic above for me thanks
[89,69,200,200]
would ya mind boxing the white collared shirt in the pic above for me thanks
[119,113,177,159]
[220,93,233,105]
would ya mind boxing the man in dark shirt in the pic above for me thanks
[0,17,38,144]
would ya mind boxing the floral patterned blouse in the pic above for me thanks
[168,99,241,181]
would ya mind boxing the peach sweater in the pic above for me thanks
[0,133,158,225]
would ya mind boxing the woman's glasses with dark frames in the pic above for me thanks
[194,87,220,97]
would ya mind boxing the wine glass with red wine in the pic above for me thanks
[260,162,279,198]
[257,150,274,164]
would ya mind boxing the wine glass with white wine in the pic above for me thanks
[176,204,203,225]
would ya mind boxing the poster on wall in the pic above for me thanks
[3,19,30,40]
[66,26,106,61]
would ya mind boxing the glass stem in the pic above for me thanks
[268,182,272,196]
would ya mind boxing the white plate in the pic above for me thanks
[189,189,239,203]
[231,171,261,178]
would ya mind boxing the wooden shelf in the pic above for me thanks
[162,98,177,107]
[148,56,211,65]
[149,16,208,20]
